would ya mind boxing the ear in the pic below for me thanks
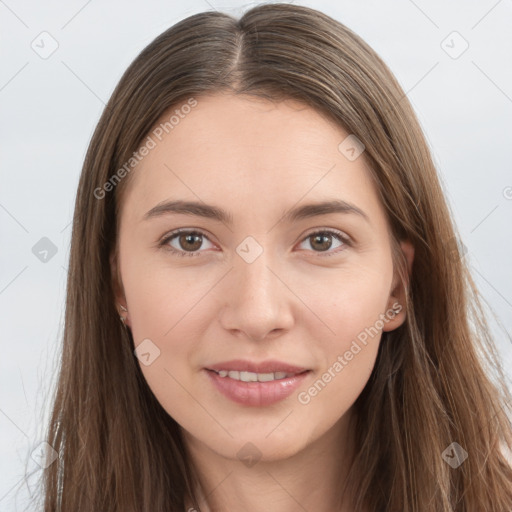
[382,239,414,332]
[110,248,131,328]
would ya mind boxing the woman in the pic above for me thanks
[41,3,512,511]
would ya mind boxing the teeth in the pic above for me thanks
[239,371,258,382]
[214,370,295,382]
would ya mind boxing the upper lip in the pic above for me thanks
[206,359,309,374]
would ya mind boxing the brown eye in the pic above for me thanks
[177,233,203,252]
[161,230,214,257]
[310,233,334,251]
[297,230,350,256]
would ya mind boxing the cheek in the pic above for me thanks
[293,259,392,408]
[120,252,216,413]
[297,257,393,345]
[124,268,204,426]
[294,284,389,432]
[121,247,212,343]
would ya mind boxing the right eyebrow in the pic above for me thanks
[143,200,233,224]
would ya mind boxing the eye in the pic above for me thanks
[159,228,351,258]
[296,229,350,256]
[159,229,215,257]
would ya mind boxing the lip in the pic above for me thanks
[206,359,308,374]
[204,359,311,407]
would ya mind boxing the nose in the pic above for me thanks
[218,249,295,342]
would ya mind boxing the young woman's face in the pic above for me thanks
[114,92,409,462]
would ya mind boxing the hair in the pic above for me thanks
[38,3,512,511]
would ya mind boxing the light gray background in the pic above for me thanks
[1,0,511,509]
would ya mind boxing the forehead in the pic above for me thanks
[119,92,384,228]
[146,92,347,168]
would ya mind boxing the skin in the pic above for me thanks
[112,92,414,512]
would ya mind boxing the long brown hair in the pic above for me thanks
[39,3,512,511]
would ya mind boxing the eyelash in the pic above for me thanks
[158,228,352,258]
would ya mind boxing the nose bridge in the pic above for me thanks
[234,236,282,306]
[218,236,294,340]
[237,247,275,299]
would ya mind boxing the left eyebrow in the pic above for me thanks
[281,199,370,224]
[142,199,370,225]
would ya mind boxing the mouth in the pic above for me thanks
[206,359,309,375]
[207,369,309,382]
[204,359,311,406]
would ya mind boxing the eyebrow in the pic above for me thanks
[143,199,369,225]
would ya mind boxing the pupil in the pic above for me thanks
[312,234,331,251]
[181,233,202,251]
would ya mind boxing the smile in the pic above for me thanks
[204,362,311,407]
[211,369,302,382]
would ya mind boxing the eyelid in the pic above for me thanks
[301,227,352,245]
[296,227,352,256]
[158,227,352,257]
[158,228,217,257]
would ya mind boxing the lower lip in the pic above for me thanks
[205,369,310,407]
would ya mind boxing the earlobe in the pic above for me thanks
[382,301,406,332]
[382,239,415,332]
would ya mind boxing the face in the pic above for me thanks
[112,92,412,463]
